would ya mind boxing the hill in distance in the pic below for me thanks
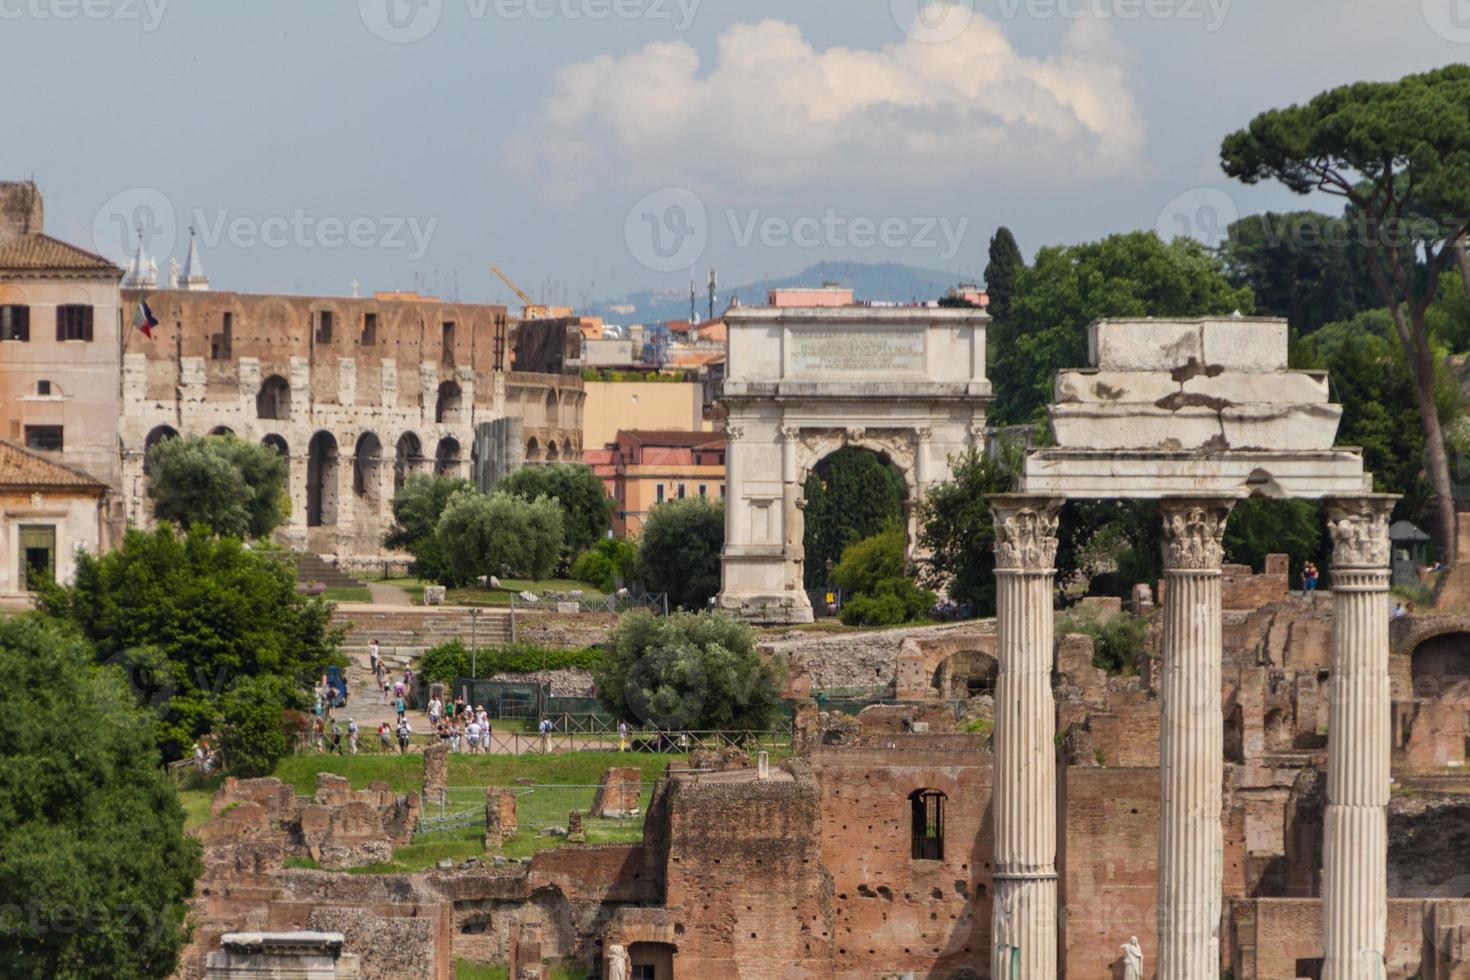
[588,261,969,325]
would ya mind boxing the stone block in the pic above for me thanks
[1183,370,1328,404]
[1220,402,1342,451]
[590,767,643,818]
[1089,319,1202,371]
[423,586,446,606]
[1054,370,1178,405]
[1201,318,1287,373]
[422,743,448,800]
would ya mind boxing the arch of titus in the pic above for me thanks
[717,304,991,624]
[721,309,1394,979]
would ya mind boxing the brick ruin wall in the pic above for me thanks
[117,288,584,557]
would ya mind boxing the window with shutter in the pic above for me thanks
[56,305,93,341]
[0,305,28,341]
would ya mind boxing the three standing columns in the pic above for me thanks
[1322,495,1395,980]
[1156,496,1235,980]
[989,495,1063,979]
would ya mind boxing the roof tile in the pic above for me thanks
[0,441,107,490]
[0,233,122,274]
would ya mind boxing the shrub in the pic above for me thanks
[832,524,935,627]
[1056,606,1147,675]
[569,537,637,592]
[417,639,605,682]
[594,610,784,731]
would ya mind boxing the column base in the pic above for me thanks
[717,591,814,625]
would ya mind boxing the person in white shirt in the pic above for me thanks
[429,696,442,725]
[347,718,360,755]
[466,720,481,754]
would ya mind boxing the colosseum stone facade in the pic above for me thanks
[118,287,584,559]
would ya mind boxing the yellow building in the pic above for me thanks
[581,380,709,449]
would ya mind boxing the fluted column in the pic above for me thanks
[990,495,1063,979]
[1157,496,1235,980]
[1322,495,1395,980]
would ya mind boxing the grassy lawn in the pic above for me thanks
[377,576,604,607]
[455,961,587,980]
[321,585,374,603]
[272,750,677,795]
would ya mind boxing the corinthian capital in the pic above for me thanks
[1325,495,1397,568]
[991,495,1063,572]
[1159,497,1235,571]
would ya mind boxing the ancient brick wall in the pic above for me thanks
[660,768,833,978]
[810,742,992,978]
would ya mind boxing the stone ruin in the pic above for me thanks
[589,767,642,819]
[208,774,419,870]
[204,932,359,979]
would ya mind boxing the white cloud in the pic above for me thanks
[508,4,1146,203]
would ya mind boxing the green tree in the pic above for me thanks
[832,525,936,627]
[35,525,342,761]
[435,490,565,585]
[637,497,724,611]
[917,446,1019,616]
[146,434,287,539]
[1218,211,1378,335]
[385,473,474,581]
[0,616,201,978]
[801,447,905,589]
[983,226,1025,324]
[1222,64,1470,555]
[570,536,638,592]
[1222,498,1324,579]
[594,610,783,731]
[990,232,1254,424]
[496,463,615,558]
[216,675,293,778]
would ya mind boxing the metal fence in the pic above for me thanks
[510,590,668,617]
[414,783,655,840]
[295,726,792,758]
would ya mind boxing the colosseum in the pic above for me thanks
[118,285,584,559]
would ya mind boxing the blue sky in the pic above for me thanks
[3,0,1465,311]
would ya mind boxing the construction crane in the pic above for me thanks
[490,265,550,319]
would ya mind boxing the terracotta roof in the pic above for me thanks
[618,429,725,450]
[0,233,122,274]
[0,441,107,491]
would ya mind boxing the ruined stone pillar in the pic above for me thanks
[989,494,1063,979]
[1322,495,1395,980]
[1156,495,1235,979]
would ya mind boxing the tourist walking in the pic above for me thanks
[618,719,629,752]
[466,718,481,754]
[347,717,360,754]
[369,640,381,681]
[396,717,412,754]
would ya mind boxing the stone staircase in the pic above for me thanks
[332,606,514,663]
[294,552,367,590]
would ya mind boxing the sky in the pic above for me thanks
[2,0,1466,312]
